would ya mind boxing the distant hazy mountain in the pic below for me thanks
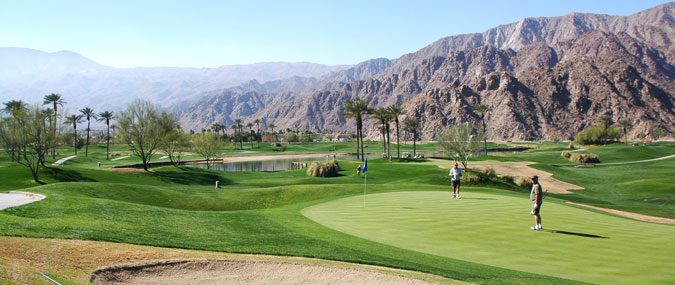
[0,47,351,111]
[0,47,107,81]
[177,2,674,139]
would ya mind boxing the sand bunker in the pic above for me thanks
[0,191,45,210]
[435,160,584,194]
[91,258,440,285]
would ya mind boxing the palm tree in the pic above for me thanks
[43,93,65,159]
[617,119,633,143]
[230,124,238,145]
[247,122,254,148]
[254,119,261,147]
[65,114,83,155]
[473,104,491,155]
[97,111,114,160]
[372,107,392,156]
[2,100,28,116]
[211,123,224,138]
[405,117,420,157]
[388,104,405,158]
[234,119,243,149]
[80,107,96,156]
[269,123,276,143]
[342,97,371,161]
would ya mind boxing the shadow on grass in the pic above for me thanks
[547,229,609,239]
[461,197,497,200]
[150,167,233,186]
[44,167,97,182]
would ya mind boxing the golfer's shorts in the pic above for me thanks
[532,201,542,214]
[452,180,460,188]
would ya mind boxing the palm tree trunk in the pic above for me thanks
[106,122,110,160]
[386,124,391,158]
[413,129,417,157]
[74,126,78,155]
[396,121,400,158]
[85,119,90,156]
[359,125,365,162]
[355,128,360,159]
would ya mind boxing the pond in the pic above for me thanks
[187,148,526,172]
[188,153,381,172]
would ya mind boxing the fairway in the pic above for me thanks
[302,191,675,284]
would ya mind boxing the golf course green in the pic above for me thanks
[0,142,673,284]
[303,191,675,284]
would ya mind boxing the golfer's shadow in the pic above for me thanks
[461,198,497,200]
[546,229,609,239]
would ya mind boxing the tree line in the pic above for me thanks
[0,97,229,183]
[342,97,491,169]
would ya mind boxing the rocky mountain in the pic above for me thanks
[167,3,675,139]
[175,76,321,130]
[0,47,351,111]
[387,2,674,75]
[404,56,674,141]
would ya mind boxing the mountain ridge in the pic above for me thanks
[176,3,674,139]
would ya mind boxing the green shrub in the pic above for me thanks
[483,167,496,177]
[279,145,287,152]
[574,125,621,145]
[503,175,515,184]
[518,177,533,189]
[561,150,572,159]
[306,160,340,177]
[569,153,600,163]
[465,173,485,184]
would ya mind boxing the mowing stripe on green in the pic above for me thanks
[302,191,675,284]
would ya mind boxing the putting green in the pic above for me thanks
[302,191,675,284]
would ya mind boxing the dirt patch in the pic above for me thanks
[91,258,443,285]
[106,168,148,173]
[433,160,583,194]
[566,202,675,225]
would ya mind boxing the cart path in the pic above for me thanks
[0,191,45,210]
[566,202,675,225]
[52,155,77,165]
[596,154,675,165]
[111,155,131,161]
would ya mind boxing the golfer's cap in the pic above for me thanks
[531,175,539,179]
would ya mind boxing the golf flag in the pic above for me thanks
[363,158,368,207]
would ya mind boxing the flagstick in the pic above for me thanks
[363,173,368,207]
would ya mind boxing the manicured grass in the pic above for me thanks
[303,191,675,284]
[1,142,673,284]
[0,160,573,284]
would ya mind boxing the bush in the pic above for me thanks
[279,145,287,152]
[465,173,485,184]
[261,134,274,143]
[306,160,340,177]
[286,132,298,143]
[561,150,572,159]
[503,175,515,184]
[518,177,533,189]
[483,167,496,177]
[574,125,621,145]
[569,153,600,163]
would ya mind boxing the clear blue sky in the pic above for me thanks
[0,0,670,68]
